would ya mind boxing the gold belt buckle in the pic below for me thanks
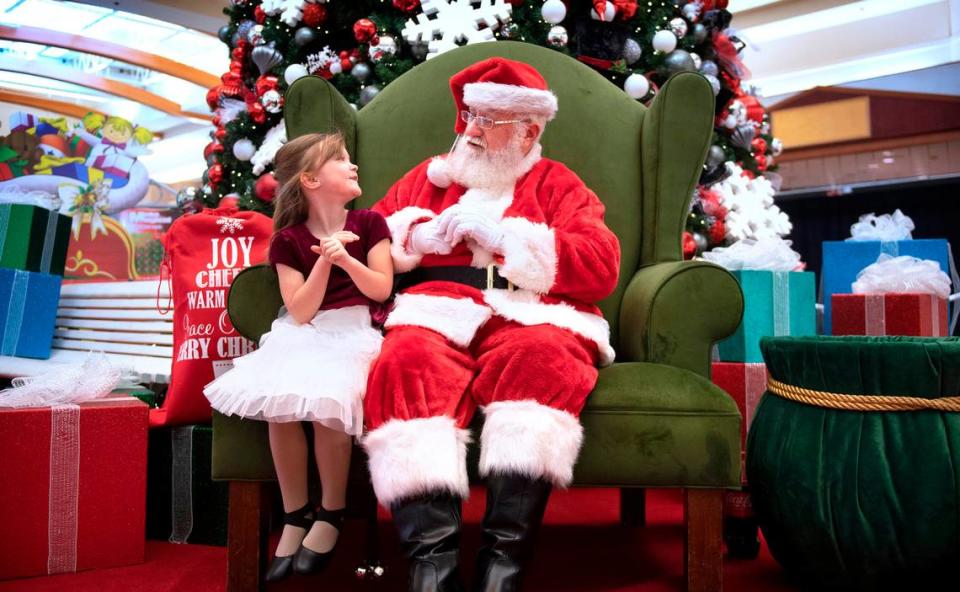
[487,264,515,291]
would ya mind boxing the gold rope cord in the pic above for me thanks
[766,377,960,412]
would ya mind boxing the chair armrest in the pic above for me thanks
[618,261,743,376]
[639,72,715,264]
[227,265,283,343]
[284,76,358,148]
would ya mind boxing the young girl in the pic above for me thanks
[204,132,393,582]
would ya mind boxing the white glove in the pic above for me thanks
[439,210,504,253]
[407,218,453,255]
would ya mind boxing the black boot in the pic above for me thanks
[473,474,552,592]
[391,493,465,592]
[264,502,313,583]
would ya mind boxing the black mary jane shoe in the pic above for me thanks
[264,502,314,583]
[292,505,346,575]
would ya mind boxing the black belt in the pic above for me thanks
[395,265,514,291]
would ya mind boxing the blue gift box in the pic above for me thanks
[717,270,817,363]
[822,239,951,334]
[0,269,61,359]
[103,171,128,189]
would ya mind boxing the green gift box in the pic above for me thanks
[146,424,228,546]
[717,270,817,363]
[0,203,71,275]
[113,386,158,408]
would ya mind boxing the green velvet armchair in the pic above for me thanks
[212,41,744,591]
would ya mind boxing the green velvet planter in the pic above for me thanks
[746,336,960,589]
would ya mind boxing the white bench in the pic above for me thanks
[0,280,173,384]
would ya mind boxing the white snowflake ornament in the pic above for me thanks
[217,216,245,235]
[251,124,287,175]
[713,164,792,243]
[402,0,513,60]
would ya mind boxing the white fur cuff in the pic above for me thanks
[463,82,558,121]
[385,293,492,348]
[363,416,471,506]
[479,400,583,487]
[385,207,436,272]
[497,217,557,294]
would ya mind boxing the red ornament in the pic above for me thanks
[506,0,524,6]
[203,141,225,159]
[231,46,246,61]
[214,128,227,141]
[255,75,280,97]
[302,3,328,27]
[754,154,768,172]
[208,163,224,185]
[220,71,243,96]
[247,100,267,124]
[751,137,767,155]
[370,34,380,47]
[394,0,421,12]
[206,86,221,110]
[254,6,266,24]
[682,232,697,259]
[613,0,638,19]
[709,219,726,246]
[340,58,353,72]
[339,50,350,59]
[353,18,377,44]
[254,173,279,202]
[212,115,222,127]
[219,194,240,209]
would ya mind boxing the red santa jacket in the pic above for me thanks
[372,148,621,365]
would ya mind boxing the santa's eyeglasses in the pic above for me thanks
[460,110,527,130]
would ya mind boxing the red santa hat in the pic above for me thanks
[450,57,558,134]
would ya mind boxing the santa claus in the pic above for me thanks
[364,57,621,591]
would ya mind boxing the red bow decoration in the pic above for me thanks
[713,33,750,81]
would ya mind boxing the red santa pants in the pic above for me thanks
[362,316,599,506]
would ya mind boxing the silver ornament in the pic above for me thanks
[232,20,254,47]
[690,52,701,70]
[499,23,519,39]
[352,62,371,82]
[218,24,231,45]
[261,89,283,113]
[294,27,316,47]
[682,3,701,22]
[252,44,284,75]
[547,25,568,48]
[730,124,756,150]
[622,38,642,65]
[409,41,428,61]
[700,59,718,77]
[692,23,708,44]
[693,232,708,253]
[176,186,202,213]
[369,35,397,63]
[669,17,688,38]
[704,74,721,96]
[247,24,265,45]
[706,145,726,169]
[771,138,783,157]
[661,49,696,76]
[358,85,380,107]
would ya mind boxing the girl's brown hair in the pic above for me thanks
[271,131,346,233]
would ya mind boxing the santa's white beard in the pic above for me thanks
[445,132,530,191]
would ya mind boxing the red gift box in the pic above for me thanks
[712,362,767,477]
[0,396,148,580]
[832,293,948,337]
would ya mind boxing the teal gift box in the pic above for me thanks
[0,268,61,359]
[717,270,816,362]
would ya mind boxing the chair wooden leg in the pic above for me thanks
[684,488,723,592]
[227,481,268,592]
[619,487,646,527]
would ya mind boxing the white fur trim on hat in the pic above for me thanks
[385,206,436,272]
[497,217,557,294]
[483,289,616,366]
[363,416,471,506]
[385,293,493,348]
[427,156,452,188]
[479,400,583,487]
[464,82,558,120]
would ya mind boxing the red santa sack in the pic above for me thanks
[150,206,273,427]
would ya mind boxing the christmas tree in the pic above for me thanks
[195,0,785,257]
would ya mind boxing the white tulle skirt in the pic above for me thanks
[203,305,382,436]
